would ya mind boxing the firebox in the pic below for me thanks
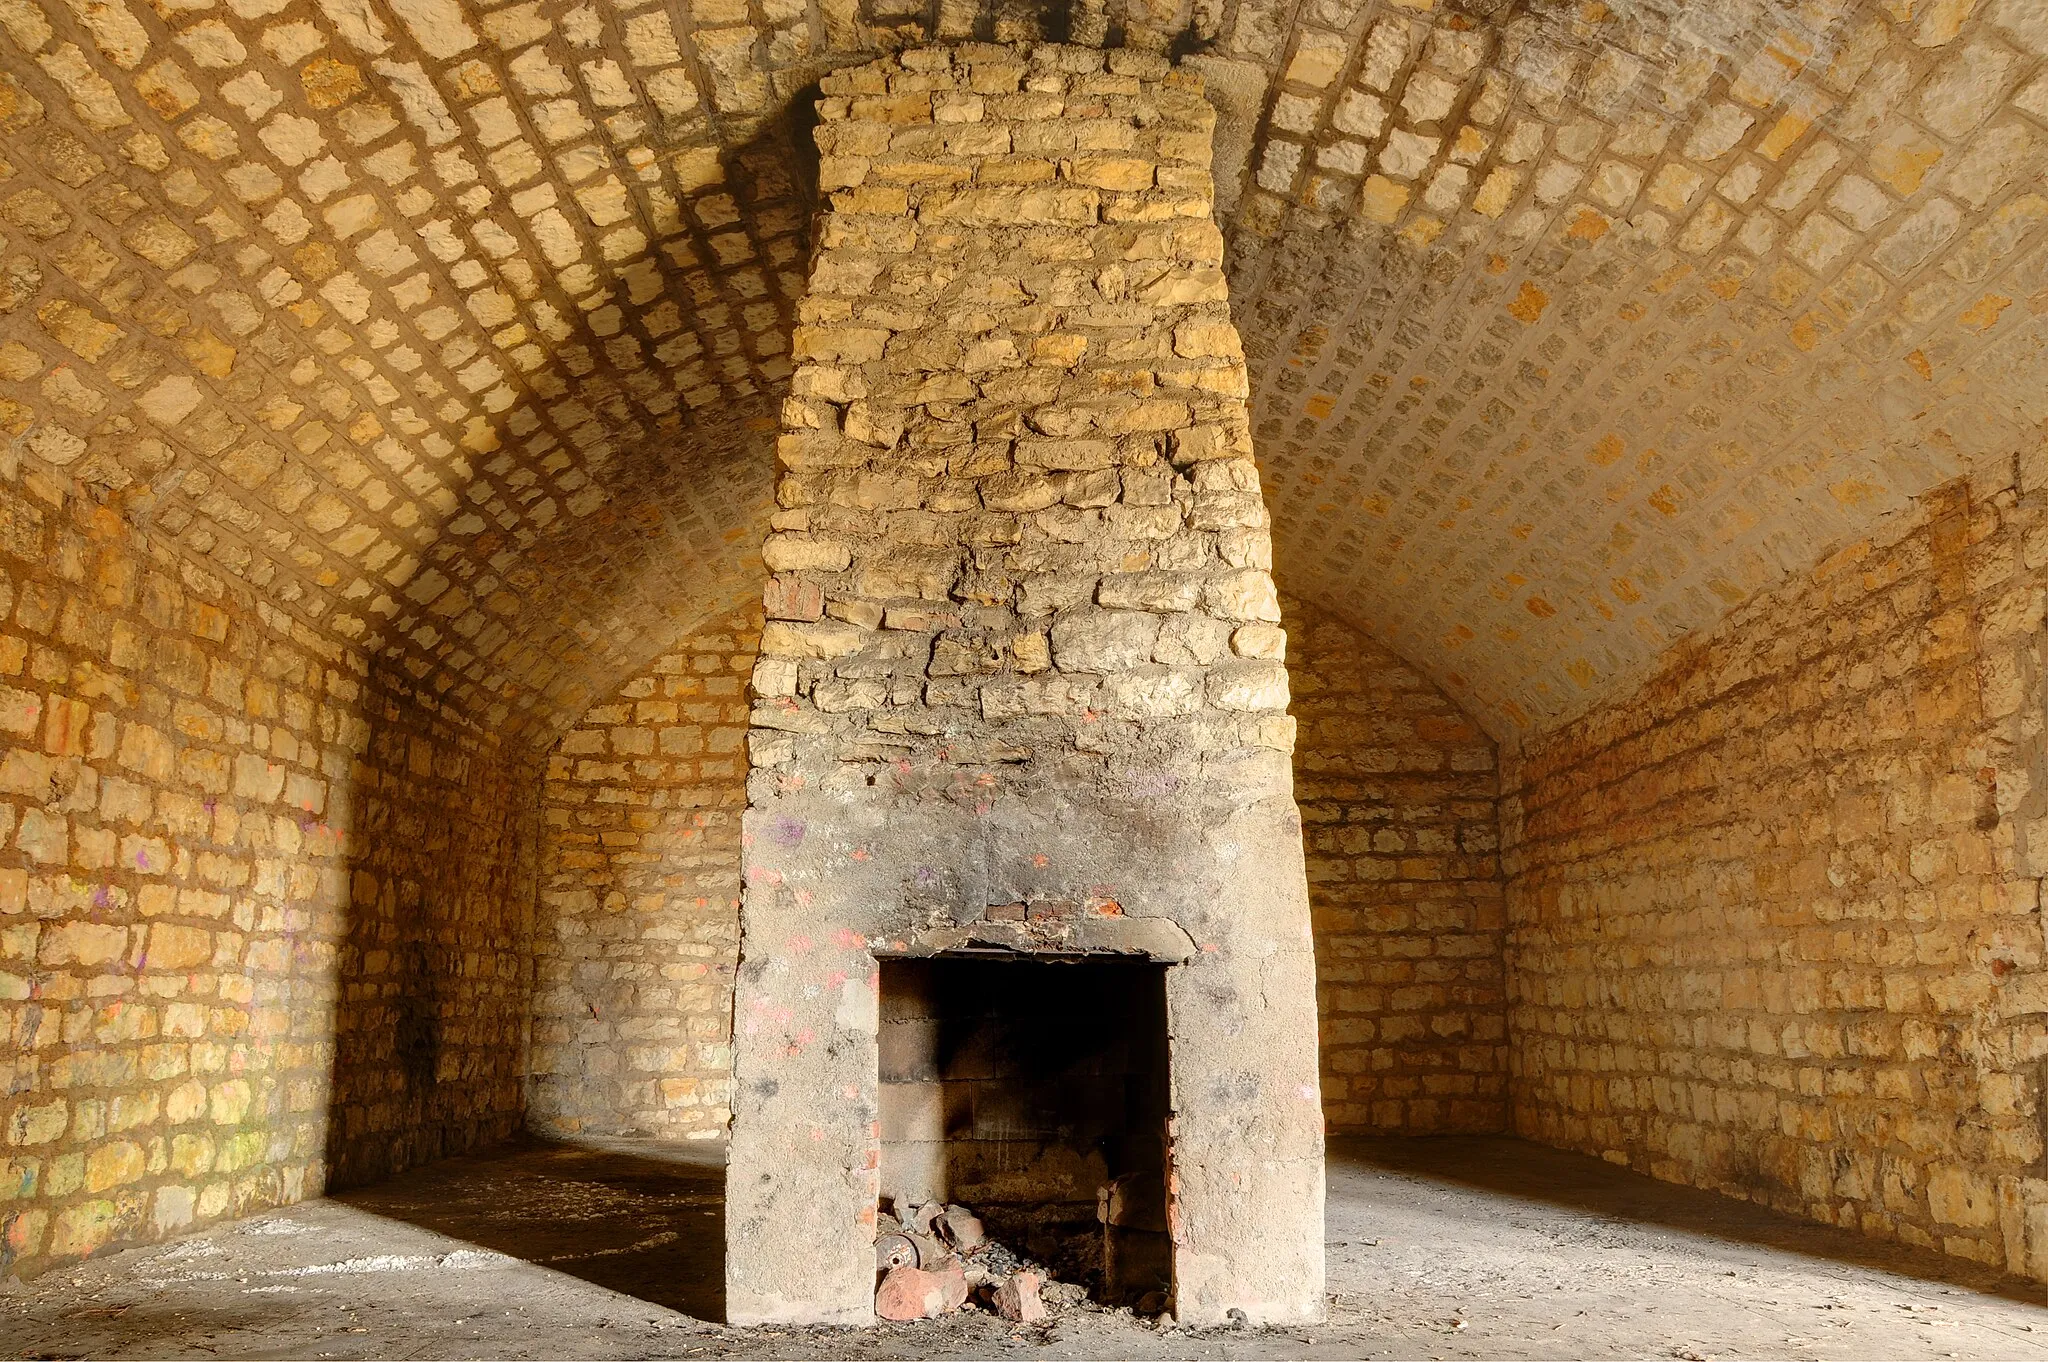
[878,955,1172,1306]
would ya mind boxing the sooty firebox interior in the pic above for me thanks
[877,955,1173,1305]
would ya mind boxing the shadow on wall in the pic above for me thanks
[316,409,781,1187]
[0,471,542,1273]
[319,678,542,1194]
[0,347,771,1280]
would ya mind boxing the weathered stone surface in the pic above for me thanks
[0,477,533,1279]
[728,45,1324,1332]
[1288,597,1505,1136]
[527,606,757,1143]
[1504,472,2048,1285]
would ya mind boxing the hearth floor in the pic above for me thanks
[3,1136,2043,1361]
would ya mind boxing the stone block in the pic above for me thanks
[920,186,1099,225]
[1048,611,1163,672]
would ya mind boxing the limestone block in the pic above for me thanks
[1048,610,1163,672]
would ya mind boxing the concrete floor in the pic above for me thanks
[2,1137,2044,1360]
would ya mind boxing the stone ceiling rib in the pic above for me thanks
[0,0,2043,742]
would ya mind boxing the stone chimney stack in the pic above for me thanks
[727,42,1324,1327]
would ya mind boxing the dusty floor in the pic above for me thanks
[2,1136,2044,1360]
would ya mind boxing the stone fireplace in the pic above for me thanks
[727,43,1324,1326]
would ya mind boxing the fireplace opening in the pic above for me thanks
[877,954,1174,1310]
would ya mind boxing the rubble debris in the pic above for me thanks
[876,1198,1128,1325]
[935,1205,984,1252]
[875,1233,918,1271]
[875,1263,969,1321]
[1043,1279,1091,1310]
[991,1270,1047,1323]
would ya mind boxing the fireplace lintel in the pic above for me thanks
[877,918,1198,963]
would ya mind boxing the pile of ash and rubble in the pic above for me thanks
[873,1200,1102,1324]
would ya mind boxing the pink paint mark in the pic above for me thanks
[832,927,865,950]
[826,970,847,989]
[787,932,814,953]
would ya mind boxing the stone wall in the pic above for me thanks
[1503,455,2048,1282]
[1287,597,1505,1135]
[728,44,1324,1327]
[322,689,535,1191]
[0,467,534,1278]
[523,584,1504,1150]
[529,604,756,1141]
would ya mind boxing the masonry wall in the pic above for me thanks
[1504,458,2048,1282]
[529,604,755,1141]
[0,468,535,1278]
[1286,597,1504,1135]
[525,588,1502,1148]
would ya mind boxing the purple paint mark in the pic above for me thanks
[766,814,806,849]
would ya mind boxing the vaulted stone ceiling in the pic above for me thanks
[1234,0,2048,734]
[0,0,2042,743]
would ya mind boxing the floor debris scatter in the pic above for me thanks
[1,1136,2043,1360]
